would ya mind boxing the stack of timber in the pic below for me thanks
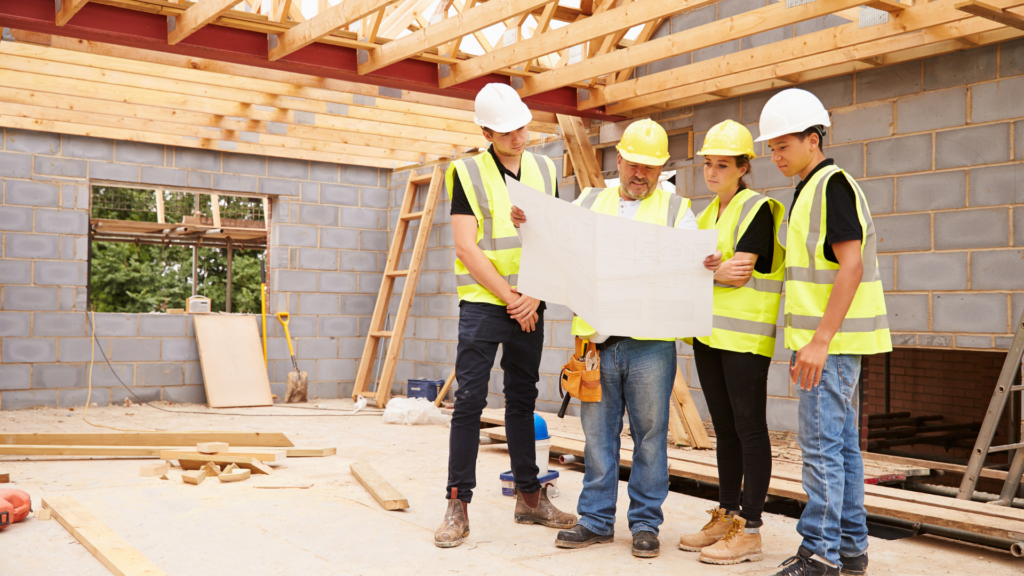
[480,410,1024,544]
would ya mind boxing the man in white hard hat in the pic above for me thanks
[434,83,577,549]
[513,119,702,558]
[757,89,891,576]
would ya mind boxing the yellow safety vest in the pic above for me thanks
[785,165,892,355]
[570,185,691,342]
[688,189,786,358]
[446,151,557,305]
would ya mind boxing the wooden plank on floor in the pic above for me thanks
[41,495,167,576]
[482,426,1024,539]
[176,454,273,475]
[193,315,274,408]
[159,448,286,462]
[0,432,295,447]
[0,445,327,458]
[350,461,409,511]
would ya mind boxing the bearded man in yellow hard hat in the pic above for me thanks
[513,119,702,558]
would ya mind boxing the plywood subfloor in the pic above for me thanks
[0,400,1019,576]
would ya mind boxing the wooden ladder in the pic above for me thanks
[352,165,444,408]
[958,309,1024,503]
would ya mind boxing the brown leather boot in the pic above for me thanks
[514,486,577,529]
[699,516,763,565]
[434,488,470,548]
[678,507,733,551]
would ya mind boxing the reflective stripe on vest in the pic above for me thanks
[784,165,892,354]
[570,186,691,341]
[691,189,785,357]
[450,151,556,305]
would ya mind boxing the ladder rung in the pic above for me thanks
[988,441,1024,453]
[1012,385,1024,391]
[385,270,410,277]
[400,211,425,221]
[369,331,393,338]
[409,174,433,185]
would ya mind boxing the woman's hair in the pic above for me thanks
[735,155,753,191]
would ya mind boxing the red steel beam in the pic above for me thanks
[0,0,620,121]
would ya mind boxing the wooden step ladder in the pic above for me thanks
[352,165,444,408]
[958,309,1024,504]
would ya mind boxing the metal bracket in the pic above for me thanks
[859,6,889,28]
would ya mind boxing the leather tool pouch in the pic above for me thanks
[559,337,602,403]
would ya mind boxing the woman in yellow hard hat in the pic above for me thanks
[678,120,786,566]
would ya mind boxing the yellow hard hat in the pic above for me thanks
[616,119,670,166]
[698,119,757,159]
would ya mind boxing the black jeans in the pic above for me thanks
[447,302,544,503]
[692,338,772,527]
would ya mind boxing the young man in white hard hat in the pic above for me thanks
[435,83,577,549]
[756,89,891,576]
[513,119,699,558]
[678,119,786,566]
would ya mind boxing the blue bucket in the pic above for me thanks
[407,378,444,402]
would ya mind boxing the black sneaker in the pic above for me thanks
[771,546,840,576]
[840,552,868,575]
[632,530,660,558]
[555,524,613,549]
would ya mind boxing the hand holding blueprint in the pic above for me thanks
[507,178,718,339]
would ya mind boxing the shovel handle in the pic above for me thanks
[276,312,294,357]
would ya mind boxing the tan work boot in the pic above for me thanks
[678,507,733,551]
[434,488,470,548]
[514,486,578,529]
[698,516,763,565]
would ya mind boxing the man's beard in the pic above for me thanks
[621,180,654,200]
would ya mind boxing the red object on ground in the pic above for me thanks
[0,489,32,529]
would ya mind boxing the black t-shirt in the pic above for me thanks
[450,146,554,312]
[789,159,863,264]
[450,146,559,215]
[733,202,775,275]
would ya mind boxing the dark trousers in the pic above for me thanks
[447,302,544,503]
[692,338,772,527]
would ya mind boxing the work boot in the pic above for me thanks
[698,516,762,565]
[632,530,660,558]
[840,552,868,575]
[555,524,613,549]
[514,486,577,529]
[770,546,840,576]
[678,507,734,551]
[434,488,470,548]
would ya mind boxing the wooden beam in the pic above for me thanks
[271,0,293,22]
[159,448,286,462]
[519,0,874,98]
[673,366,712,450]
[168,0,240,46]
[0,432,294,447]
[268,0,400,61]
[557,114,605,189]
[350,461,410,510]
[56,0,90,27]
[42,496,168,576]
[441,0,704,88]
[594,0,1019,112]
[377,0,435,40]
[359,0,553,75]
[177,453,274,474]
[522,1,557,73]
[956,0,1024,29]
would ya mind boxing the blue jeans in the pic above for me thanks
[577,339,676,536]
[795,352,868,567]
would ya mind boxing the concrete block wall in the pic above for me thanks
[0,128,387,409]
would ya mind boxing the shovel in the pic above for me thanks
[276,312,308,403]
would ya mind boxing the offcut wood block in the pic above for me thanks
[196,442,229,454]
[140,462,170,477]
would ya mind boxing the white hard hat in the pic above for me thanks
[755,88,831,142]
[474,83,533,133]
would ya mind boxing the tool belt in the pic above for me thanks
[559,337,602,403]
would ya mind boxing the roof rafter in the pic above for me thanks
[56,0,90,26]
[517,0,883,98]
[268,0,402,61]
[956,0,1024,29]
[596,0,1012,114]
[358,0,555,75]
[168,0,241,45]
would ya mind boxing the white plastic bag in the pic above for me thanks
[382,397,451,426]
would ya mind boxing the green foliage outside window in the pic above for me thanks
[89,187,265,314]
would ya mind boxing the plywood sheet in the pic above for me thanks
[193,315,273,408]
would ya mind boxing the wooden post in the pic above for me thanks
[155,190,165,224]
[211,194,221,228]
[225,241,233,313]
